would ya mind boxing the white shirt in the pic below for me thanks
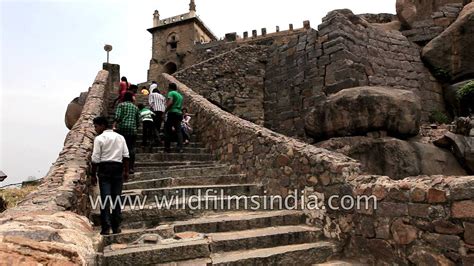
[149,92,167,112]
[92,130,130,163]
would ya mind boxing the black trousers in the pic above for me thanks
[165,112,183,151]
[122,134,136,171]
[153,111,164,141]
[142,120,155,146]
[98,162,123,231]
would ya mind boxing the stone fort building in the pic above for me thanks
[3,0,474,265]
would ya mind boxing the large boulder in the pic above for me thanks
[316,136,467,179]
[422,2,474,82]
[64,91,88,130]
[444,79,474,117]
[435,131,474,173]
[396,0,465,29]
[305,87,421,141]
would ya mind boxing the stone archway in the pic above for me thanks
[164,62,177,74]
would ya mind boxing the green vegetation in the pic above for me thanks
[433,67,450,82]
[457,81,474,116]
[429,110,451,124]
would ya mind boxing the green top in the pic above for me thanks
[167,90,183,114]
[115,102,140,136]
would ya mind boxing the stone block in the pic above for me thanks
[464,222,474,245]
[377,202,408,217]
[452,200,474,218]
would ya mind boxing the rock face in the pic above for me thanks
[422,2,474,82]
[316,136,466,179]
[396,0,464,29]
[305,87,421,142]
[65,91,88,130]
[435,131,474,173]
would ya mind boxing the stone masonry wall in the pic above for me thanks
[345,175,474,265]
[318,9,445,118]
[264,9,446,138]
[0,70,112,264]
[174,45,268,126]
[401,2,464,44]
[163,73,361,239]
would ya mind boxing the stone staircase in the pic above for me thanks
[93,94,340,265]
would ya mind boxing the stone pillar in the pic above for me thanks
[153,10,160,27]
[276,26,280,32]
[189,0,196,12]
[243,31,248,39]
[261,28,267,36]
[252,30,258,38]
[225,32,237,42]
[289,24,294,31]
[303,20,310,29]
[103,63,120,92]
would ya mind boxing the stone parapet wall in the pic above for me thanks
[345,174,474,265]
[174,45,268,125]
[0,70,111,264]
[162,74,361,238]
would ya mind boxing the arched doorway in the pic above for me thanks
[164,62,177,74]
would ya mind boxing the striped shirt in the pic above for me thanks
[149,92,166,112]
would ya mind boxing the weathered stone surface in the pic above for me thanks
[444,80,474,117]
[64,91,88,130]
[408,247,455,266]
[464,222,474,245]
[435,131,474,173]
[397,0,464,29]
[305,87,421,141]
[315,136,466,179]
[391,219,418,244]
[422,2,474,82]
[452,200,474,218]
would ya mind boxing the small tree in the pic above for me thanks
[457,81,474,116]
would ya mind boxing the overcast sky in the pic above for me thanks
[0,0,395,186]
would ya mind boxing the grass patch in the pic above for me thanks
[0,185,38,210]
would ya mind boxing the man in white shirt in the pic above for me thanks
[148,85,167,144]
[91,116,130,235]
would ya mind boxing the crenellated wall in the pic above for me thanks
[0,69,113,264]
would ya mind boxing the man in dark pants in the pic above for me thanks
[164,83,184,153]
[114,92,140,173]
[149,87,166,144]
[91,116,130,235]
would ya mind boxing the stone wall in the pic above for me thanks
[0,70,112,264]
[401,2,464,44]
[345,174,474,265]
[162,73,361,238]
[264,9,445,138]
[174,45,268,125]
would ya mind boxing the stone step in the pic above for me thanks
[122,184,264,201]
[134,161,218,171]
[136,146,207,154]
[133,165,233,180]
[207,225,322,253]
[101,238,210,265]
[102,210,305,246]
[210,242,338,265]
[136,153,215,162]
[136,141,204,148]
[91,196,280,227]
[315,260,368,266]
[124,174,248,190]
[101,226,325,265]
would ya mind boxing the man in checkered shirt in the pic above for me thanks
[114,92,140,173]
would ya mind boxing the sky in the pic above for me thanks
[0,0,396,186]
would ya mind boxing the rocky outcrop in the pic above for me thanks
[396,0,464,29]
[422,2,474,82]
[316,136,466,179]
[65,91,88,130]
[444,80,474,117]
[435,131,474,173]
[305,87,421,141]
